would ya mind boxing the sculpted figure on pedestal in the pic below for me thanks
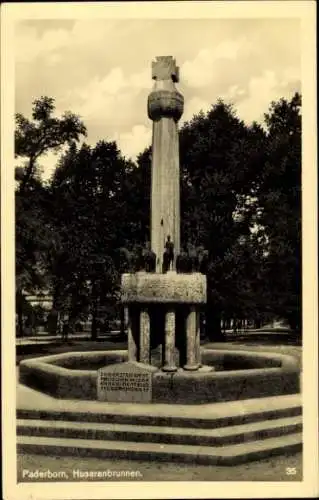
[187,243,199,272]
[142,241,156,273]
[176,247,189,273]
[163,235,174,273]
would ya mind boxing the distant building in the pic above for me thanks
[23,290,53,310]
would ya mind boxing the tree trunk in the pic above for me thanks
[17,308,24,337]
[19,156,36,194]
[120,306,125,337]
[255,318,261,329]
[91,281,98,341]
[91,302,98,341]
[233,318,237,334]
[16,290,25,337]
[287,309,301,335]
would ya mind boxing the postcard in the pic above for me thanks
[1,1,318,499]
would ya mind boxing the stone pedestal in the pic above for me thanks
[127,307,137,362]
[97,361,157,403]
[121,271,206,371]
[184,307,200,371]
[196,311,202,367]
[163,310,177,372]
[140,309,150,364]
[118,57,207,377]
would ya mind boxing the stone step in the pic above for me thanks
[17,432,302,466]
[17,396,301,429]
[17,415,302,447]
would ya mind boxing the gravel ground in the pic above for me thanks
[17,452,302,482]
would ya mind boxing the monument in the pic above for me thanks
[17,57,301,463]
[148,56,183,272]
[95,56,207,402]
[119,55,207,381]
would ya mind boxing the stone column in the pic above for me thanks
[139,308,150,364]
[195,310,202,367]
[148,56,184,272]
[127,307,137,362]
[184,306,200,371]
[163,309,177,371]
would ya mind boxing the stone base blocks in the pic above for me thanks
[121,271,206,304]
[17,394,302,465]
[97,362,157,403]
[121,271,206,372]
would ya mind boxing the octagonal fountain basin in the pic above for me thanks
[19,349,300,404]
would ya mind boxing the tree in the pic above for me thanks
[48,140,131,338]
[15,175,51,336]
[179,101,265,340]
[15,92,301,343]
[116,147,151,249]
[256,92,301,333]
[15,97,86,335]
[15,96,87,193]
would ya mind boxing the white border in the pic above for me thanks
[1,2,318,499]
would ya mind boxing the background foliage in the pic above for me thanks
[15,93,301,339]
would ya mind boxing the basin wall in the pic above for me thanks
[152,367,299,404]
[19,349,300,403]
[20,360,98,400]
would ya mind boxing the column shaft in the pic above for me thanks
[151,118,180,272]
[127,307,137,362]
[184,306,200,370]
[163,309,177,371]
[139,309,150,364]
[195,310,201,367]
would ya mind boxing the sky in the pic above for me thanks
[15,17,301,180]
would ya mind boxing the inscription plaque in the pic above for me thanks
[97,361,157,403]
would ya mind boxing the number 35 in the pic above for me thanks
[286,467,297,475]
